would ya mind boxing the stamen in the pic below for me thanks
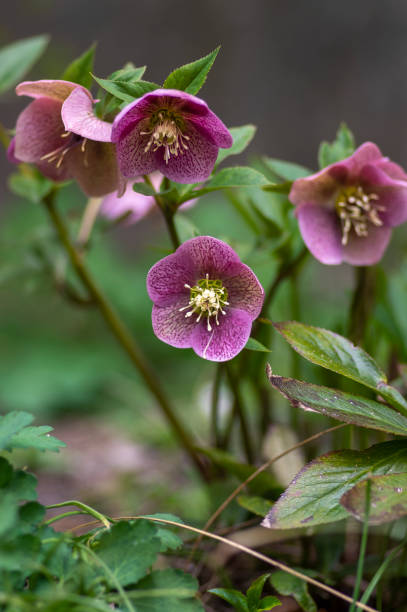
[179,273,229,333]
[143,110,189,165]
[335,185,385,245]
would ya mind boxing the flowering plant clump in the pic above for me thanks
[4,38,407,612]
[289,142,407,265]
[111,89,233,183]
[10,80,122,196]
[147,236,264,361]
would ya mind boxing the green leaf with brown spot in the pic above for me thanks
[341,472,407,524]
[263,440,407,529]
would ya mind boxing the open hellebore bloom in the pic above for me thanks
[289,142,407,265]
[147,236,264,362]
[11,80,122,197]
[100,172,196,225]
[111,89,233,184]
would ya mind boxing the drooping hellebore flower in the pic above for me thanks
[10,80,122,197]
[100,172,196,225]
[111,89,233,184]
[289,142,407,265]
[147,236,264,361]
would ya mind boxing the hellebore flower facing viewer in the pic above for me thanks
[289,142,407,265]
[10,80,122,197]
[112,89,233,184]
[147,236,264,361]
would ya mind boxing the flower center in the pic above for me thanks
[40,131,88,168]
[179,274,229,332]
[141,110,190,164]
[335,185,384,245]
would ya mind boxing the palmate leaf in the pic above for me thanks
[0,411,65,452]
[267,368,407,436]
[0,35,49,95]
[163,47,220,95]
[263,440,407,529]
[274,321,407,415]
[341,472,407,524]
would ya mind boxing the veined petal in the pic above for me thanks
[222,262,264,318]
[14,97,66,163]
[176,236,241,279]
[289,167,338,206]
[115,118,157,177]
[62,87,112,142]
[7,138,18,164]
[147,253,194,306]
[343,225,392,266]
[297,204,343,265]
[111,99,150,143]
[16,79,80,102]
[66,141,120,197]
[152,298,197,349]
[155,121,218,183]
[189,111,232,148]
[191,308,252,361]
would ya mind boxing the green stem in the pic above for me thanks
[350,480,371,612]
[261,247,308,319]
[211,364,224,447]
[225,363,255,464]
[45,500,112,529]
[43,510,86,526]
[348,266,376,346]
[143,174,180,250]
[360,536,407,606]
[43,191,208,480]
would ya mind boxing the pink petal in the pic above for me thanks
[376,159,407,181]
[289,167,339,207]
[61,87,112,142]
[155,122,218,183]
[101,179,156,224]
[7,138,18,164]
[342,142,383,178]
[14,98,66,163]
[222,262,264,318]
[176,236,241,279]
[152,298,197,348]
[16,79,80,102]
[147,253,194,306]
[297,204,343,265]
[342,225,392,266]
[115,118,157,178]
[190,308,253,361]
[360,164,407,226]
[66,141,120,197]
[111,99,150,144]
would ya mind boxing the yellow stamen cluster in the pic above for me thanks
[179,274,229,332]
[141,110,190,164]
[40,131,88,168]
[335,185,384,245]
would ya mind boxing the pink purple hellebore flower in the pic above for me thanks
[147,236,264,362]
[289,142,407,265]
[10,80,122,197]
[100,172,196,225]
[111,89,233,184]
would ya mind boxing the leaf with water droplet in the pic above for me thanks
[341,472,407,524]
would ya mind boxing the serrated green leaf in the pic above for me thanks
[8,171,53,204]
[108,63,146,83]
[163,47,219,95]
[198,446,279,495]
[0,411,33,449]
[247,573,271,611]
[61,43,96,89]
[263,440,407,529]
[341,472,407,524]
[270,571,316,612]
[209,588,249,612]
[261,158,311,181]
[216,125,257,167]
[275,321,407,415]
[0,35,49,94]
[131,569,203,611]
[318,122,355,169]
[268,370,407,435]
[180,167,268,204]
[19,501,45,526]
[7,469,37,502]
[0,495,17,536]
[245,337,271,353]
[93,74,158,102]
[141,513,184,552]
[8,425,65,452]
[92,520,161,587]
[237,495,273,517]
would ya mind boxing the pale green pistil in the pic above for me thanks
[179,274,229,332]
[335,185,384,245]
